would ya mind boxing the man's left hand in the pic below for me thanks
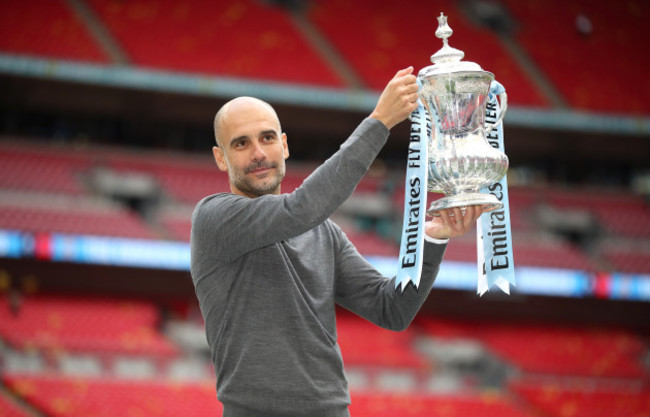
[425,205,484,240]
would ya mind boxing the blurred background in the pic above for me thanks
[0,0,649,416]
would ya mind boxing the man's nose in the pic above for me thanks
[251,141,266,161]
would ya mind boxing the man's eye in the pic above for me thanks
[234,140,246,148]
[263,135,274,142]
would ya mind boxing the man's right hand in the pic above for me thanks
[370,67,419,130]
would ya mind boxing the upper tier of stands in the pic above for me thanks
[502,0,650,115]
[308,0,548,107]
[0,0,108,63]
[86,0,344,87]
[1,0,646,114]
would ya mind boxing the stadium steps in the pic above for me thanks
[63,0,130,65]
[0,384,42,417]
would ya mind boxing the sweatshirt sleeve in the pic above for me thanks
[334,232,447,331]
[192,118,389,263]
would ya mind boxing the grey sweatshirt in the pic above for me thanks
[191,118,447,417]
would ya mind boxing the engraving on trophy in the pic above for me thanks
[418,13,509,215]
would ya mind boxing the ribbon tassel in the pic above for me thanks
[395,99,430,291]
[477,80,516,295]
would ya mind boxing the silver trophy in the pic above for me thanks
[418,13,509,215]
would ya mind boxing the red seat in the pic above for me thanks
[337,313,428,370]
[349,391,535,417]
[0,296,177,357]
[0,391,32,417]
[86,0,343,86]
[0,0,107,62]
[309,0,548,107]
[511,378,650,417]
[4,374,220,417]
[502,0,650,115]
[418,318,647,378]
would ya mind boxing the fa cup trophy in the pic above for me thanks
[418,13,509,215]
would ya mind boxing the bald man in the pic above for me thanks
[191,68,482,416]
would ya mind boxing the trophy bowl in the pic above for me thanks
[419,13,509,216]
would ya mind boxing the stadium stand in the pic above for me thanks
[0,146,89,195]
[0,390,32,417]
[0,0,649,415]
[510,377,650,417]
[336,313,428,370]
[0,296,177,357]
[0,203,158,240]
[348,391,535,417]
[502,0,650,114]
[86,0,344,86]
[0,0,108,63]
[308,0,549,107]
[3,374,222,417]
[417,318,647,378]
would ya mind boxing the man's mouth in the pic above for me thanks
[245,162,276,175]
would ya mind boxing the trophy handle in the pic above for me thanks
[484,91,508,136]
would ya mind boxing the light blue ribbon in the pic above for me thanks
[395,94,430,291]
[477,80,516,295]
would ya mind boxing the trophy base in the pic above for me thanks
[427,192,503,217]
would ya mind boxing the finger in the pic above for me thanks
[395,66,414,77]
[403,76,418,90]
[469,205,484,223]
[408,92,419,103]
[438,209,454,230]
[452,207,464,230]
[463,205,476,229]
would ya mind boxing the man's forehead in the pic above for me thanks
[225,101,279,126]
[216,97,281,144]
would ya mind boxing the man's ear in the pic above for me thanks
[282,133,290,160]
[213,146,228,171]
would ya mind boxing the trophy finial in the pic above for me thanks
[435,13,452,42]
[431,13,465,65]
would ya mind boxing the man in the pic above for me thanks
[191,67,482,417]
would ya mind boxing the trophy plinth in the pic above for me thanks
[419,13,509,216]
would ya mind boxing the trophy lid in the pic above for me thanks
[419,13,484,77]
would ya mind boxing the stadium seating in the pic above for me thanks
[3,374,221,417]
[510,378,650,417]
[0,146,89,195]
[502,0,650,114]
[0,204,158,239]
[340,228,399,257]
[418,318,647,378]
[0,0,107,63]
[1,0,647,115]
[308,0,549,107]
[0,391,32,417]
[602,247,650,274]
[348,391,534,417]
[0,296,177,357]
[85,0,343,86]
[2,373,540,417]
[336,313,428,370]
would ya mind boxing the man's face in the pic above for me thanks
[213,99,289,198]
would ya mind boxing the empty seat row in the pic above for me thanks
[0,296,177,357]
[417,318,647,379]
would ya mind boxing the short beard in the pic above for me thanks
[230,161,285,198]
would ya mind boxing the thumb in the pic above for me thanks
[394,66,414,77]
